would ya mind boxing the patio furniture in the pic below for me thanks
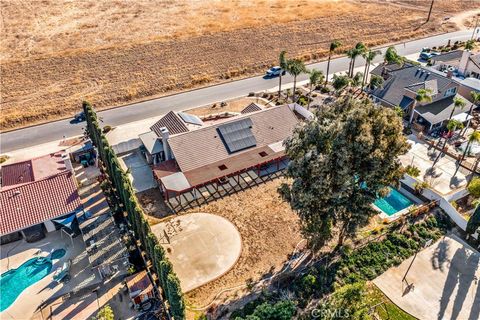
[53,260,72,282]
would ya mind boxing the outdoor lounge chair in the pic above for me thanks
[53,260,72,282]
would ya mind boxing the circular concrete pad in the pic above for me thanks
[151,212,242,292]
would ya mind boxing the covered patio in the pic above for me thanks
[153,156,289,212]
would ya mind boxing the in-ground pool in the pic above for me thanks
[374,187,414,216]
[0,249,66,312]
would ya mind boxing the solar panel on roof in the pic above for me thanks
[178,112,203,126]
[217,118,257,153]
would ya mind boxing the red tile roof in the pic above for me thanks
[126,270,154,298]
[1,160,35,187]
[150,111,189,136]
[1,152,67,189]
[0,171,81,235]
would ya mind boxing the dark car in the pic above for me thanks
[73,112,86,123]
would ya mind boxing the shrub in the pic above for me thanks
[96,305,114,320]
[102,125,112,133]
[405,165,420,177]
[468,177,480,198]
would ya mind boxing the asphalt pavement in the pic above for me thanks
[0,29,474,153]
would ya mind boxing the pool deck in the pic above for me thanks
[0,230,97,319]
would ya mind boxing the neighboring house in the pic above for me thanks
[149,103,311,202]
[0,152,82,244]
[430,50,480,79]
[125,270,155,307]
[369,63,473,132]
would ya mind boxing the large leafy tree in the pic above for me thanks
[235,300,296,320]
[325,40,342,86]
[280,96,409,249]
[384,46,403,65]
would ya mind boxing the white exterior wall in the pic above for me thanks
[44,220,56,232]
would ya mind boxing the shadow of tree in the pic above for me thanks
[438,247,480,320]
[431,237,450,272]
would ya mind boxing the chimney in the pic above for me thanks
[62,154,73,172]
[458,50,471,76]
[160,127,171,160]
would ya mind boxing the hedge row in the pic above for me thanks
[83,101,185,319]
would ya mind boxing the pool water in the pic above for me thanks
[0,249,66,312]
[374,188,413,216]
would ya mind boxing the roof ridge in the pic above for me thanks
[1,169,72,193]
[168,105,290,139]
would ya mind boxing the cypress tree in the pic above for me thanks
[167,273,185,320]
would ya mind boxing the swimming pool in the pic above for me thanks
[0,249,66,312]
[374,187,414,216]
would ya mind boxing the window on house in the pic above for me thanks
[259,151,268,157]
[444,87,456,97]
[218,164,228,171]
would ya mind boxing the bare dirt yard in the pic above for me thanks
[1,0,478,130]
[142,178,302,312]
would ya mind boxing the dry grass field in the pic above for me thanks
[1,0,478,130]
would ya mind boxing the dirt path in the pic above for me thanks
[449,8,480,30]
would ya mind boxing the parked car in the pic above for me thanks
[420,51,440,60]
[265,66,286,77]
[73,111,86,122]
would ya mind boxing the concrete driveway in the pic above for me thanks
[374,234,480,320]
[118,150,157,192]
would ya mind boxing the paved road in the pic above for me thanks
[1,29,475,153]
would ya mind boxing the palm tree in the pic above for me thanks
[409,88,433,123]
[448,96,467,120]
[464,131,480,160]
[347,42,366,77]
[462,91,480,137]
[433,119,465,167]
[278,50,287,98]
[325,40,342,86]
[286,59,307,102]
[362,49,381,87]
[307,69,324,110]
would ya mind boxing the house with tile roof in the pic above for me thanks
[0,152,82,244]
[369,62,474,132]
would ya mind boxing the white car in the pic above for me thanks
[265,66,286,77]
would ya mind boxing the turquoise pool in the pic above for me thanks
[0,249,66,312]
[374,188,413,216]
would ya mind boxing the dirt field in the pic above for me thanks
[163,179,301,309]
[1,0,478,130]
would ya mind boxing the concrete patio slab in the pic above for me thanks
[399,135,469,195]
[151,212,242,292]
[374,234,480,320]
[119,150,157,192]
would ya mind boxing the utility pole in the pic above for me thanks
[426,0,435,23]
[472,14,480,41]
